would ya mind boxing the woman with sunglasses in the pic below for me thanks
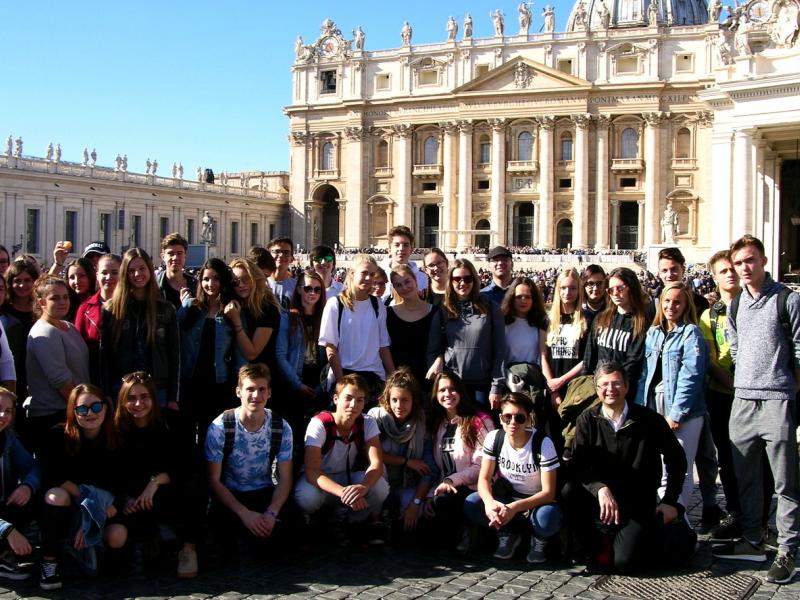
[178,258,236,449]
[275,268,327,439]
[387,264,438,398]
[422,248,449,307]
[582,267,652,402]
[115,372,200,579]
[38,384,125,590]
[64,257,97,323]
[426,372,494,551]
[427,259,506,409]
[368,368,436,535]
[100,249,180,410]
[309,244,343,300]
[75,254,120,383]
[464,392,561,563]
[635,282,708,509]
[25,276,90,456]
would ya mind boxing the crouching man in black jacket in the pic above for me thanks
[562,361,696,573]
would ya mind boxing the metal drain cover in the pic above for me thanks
[592,571,760,600]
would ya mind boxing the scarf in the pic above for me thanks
[373,407,426,487]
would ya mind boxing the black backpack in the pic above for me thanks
[221,409,284,485]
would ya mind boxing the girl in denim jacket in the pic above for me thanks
[636,282,709,510]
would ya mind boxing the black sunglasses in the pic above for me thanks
[500,413,527,425]
[303,285,323,294]
[74,401,105,416]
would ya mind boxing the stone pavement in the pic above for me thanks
[1,486,799,600]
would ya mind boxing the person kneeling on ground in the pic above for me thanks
[293,374,389,542]
[465,392,561,563]
[205,363,295,556]
[562,362,696,573]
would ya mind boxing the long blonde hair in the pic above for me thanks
[107,248,159,348]
[653,281,698,330]
[339,254,378,311]
[547,267,587,346]
[228,257,280,319]
[389,264,417,305]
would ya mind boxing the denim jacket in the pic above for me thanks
[635,321,708,423]
[275,312,324,391]
[0,429,41,540]
[177,299,233,384]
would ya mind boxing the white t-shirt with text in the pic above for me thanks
[482,428,559,497]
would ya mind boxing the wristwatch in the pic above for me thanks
[413,498,422,506]
[149,476,160,486]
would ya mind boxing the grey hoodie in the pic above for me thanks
[727,273,800,401]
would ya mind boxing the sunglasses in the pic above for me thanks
[303,285,323,294]
[122,371,153,384]
[452,275,474,285]
[500,413,527,425]
[607,284,628,295]
[585,281,604,288]
[270,249,292,257]
[312,255,334,264]
[74,401,105,416]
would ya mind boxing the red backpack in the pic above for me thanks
[315,410,368,477]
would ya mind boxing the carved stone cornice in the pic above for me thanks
[643,111,667,127]
[390,124,413,139]
[489,118,507,133]
[571,113,592,128]
[290,131,310,145]
[537,116,555,131]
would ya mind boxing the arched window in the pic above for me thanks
[479,135,491,164]
[676,128,691,158]
[376,140,389,167]
[620,128,639,158]
[560,132,573,161]
[423,135,439,165]
[321,142,335,170]
[518,131,533,161]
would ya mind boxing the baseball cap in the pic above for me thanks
[83,241,111,258]
[487,246,512,260]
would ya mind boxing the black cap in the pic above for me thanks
[83,241,111,258]
[487,246,512,260]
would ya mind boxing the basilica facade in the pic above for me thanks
[286,0,800,270]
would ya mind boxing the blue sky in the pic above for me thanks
[2,1,573,174]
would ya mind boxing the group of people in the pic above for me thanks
[0,227,797,590]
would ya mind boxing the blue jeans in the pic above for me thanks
[463,492,562,538]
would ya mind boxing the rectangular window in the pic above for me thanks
[421,181,437,192]
[418,70,437,86]
[616,56,639,74]
[117,209,125,230]
[231,221,239,254]
[250,222,258,248]
[620,177,637,188]
[479,142,491,165]
[187,218,195,244]
[375,74,390,91]
[476,180,490,191]
[269,223,276,241]
[320,70,337,94]
[132,215,142,247]
[557,59,573,75]
[558,178,572,189]
[65,210,78,245]
[26,208,40,254]
[99,212,111,247]
[160,216,170,240]
[675,53,693,73]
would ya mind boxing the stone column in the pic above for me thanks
[732,128,755,239]
[610,199,620,248]
[637,199,645,249]
[537,116,555,248]
[754,136,767,240]
[440,123,458,250]
[533,202,540,246]
[392,125,413,227]
[456,120,473,250]
[572,114,590,248]
[343,126,367,247]
[289,131,310,245]
[710,131,734,251]
[489,118,507,247]
[643,112,664,248]
[595,115,610,249]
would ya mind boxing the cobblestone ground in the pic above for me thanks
[2,484,799,600]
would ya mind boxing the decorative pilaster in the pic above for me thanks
[456,120,473,250]
[391,124,413,228]
[289,130,311,245]
[732,128,754,239]
[489,118,507,247]
[343,126,367,247]
[643,112,665,248]
[610,199,620,249]
[572,114,590,248]
[595,115,611,249]
[537,116,554,248]
[440,122,459,250]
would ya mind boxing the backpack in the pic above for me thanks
[319,296,381,391]
[315,410,367,478]
[490,428,545,500]
[727,286,794,357]
[221,408,284,485]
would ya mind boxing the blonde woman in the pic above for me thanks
[318,253,394,406]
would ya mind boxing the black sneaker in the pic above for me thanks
[0,554,30,580]
[699,504,725,534]
[367,522,387,546]
[765,551,797,584]
[39,560,62,590]
[709,513,742,542]
[712,538,767,562]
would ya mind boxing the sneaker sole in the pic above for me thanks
[40,581,62,590]
[0,570,30,581]
[493,537,521,560]
[765,567,796,584]
[177,571,198,579]
[526,554,546,564]
[712,552,767,562]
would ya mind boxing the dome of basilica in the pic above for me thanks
[566,0,709,30]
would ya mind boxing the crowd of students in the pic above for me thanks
[0,227,797,590]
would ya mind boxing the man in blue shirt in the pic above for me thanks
[481,246,514,306]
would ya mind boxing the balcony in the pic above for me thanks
[374,166,393,178]
[412,163,442,178]
[556,160,574,171]
[611,158,645,172]
[671,157,697,170]
[313,169,338,180]
[506,160,539,174]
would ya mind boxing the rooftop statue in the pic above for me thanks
[491,9,505,36]
[447,16,458,41]
[401,21,412,46]
[518,2,532,35]
[464,13,473,38]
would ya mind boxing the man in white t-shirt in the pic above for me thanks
[293,374,389,530]
[379,225,427,302]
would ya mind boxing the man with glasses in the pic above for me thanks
[481,246,514,307]
[379,226,427,302]
[267,237,296,309]
[562,362,695,573]
[309,244,343,300]
[581,265,607,318]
